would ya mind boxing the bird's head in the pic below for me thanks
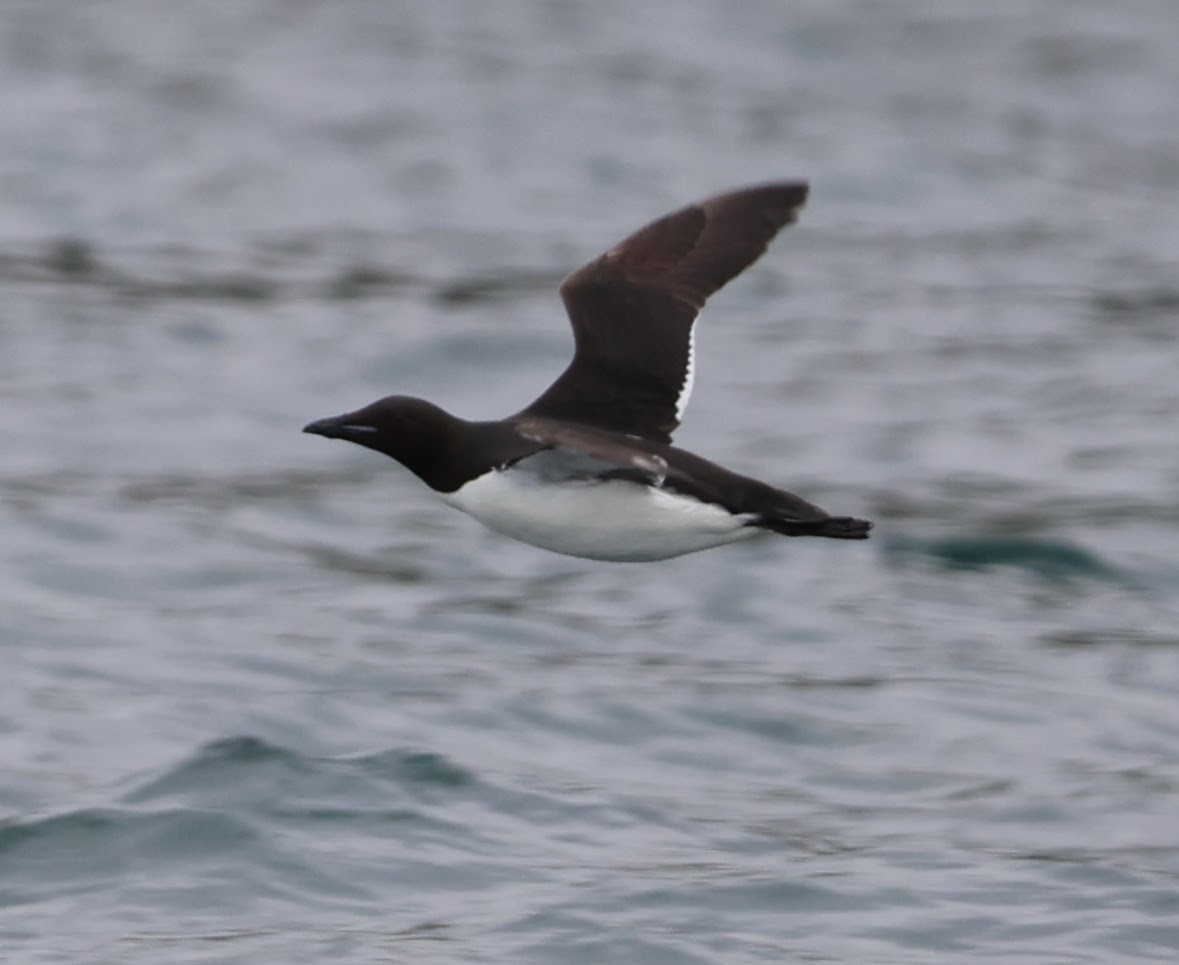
[303,395,463,482]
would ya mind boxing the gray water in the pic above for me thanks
[3,2,1179,962]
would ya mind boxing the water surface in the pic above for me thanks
[2,2,1179,962]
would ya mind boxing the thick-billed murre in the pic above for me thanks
[304,182,872,561]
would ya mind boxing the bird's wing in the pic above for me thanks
[518,182,808,443]
[510,417,669,486]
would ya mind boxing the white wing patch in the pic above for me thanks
[675,318,698,421]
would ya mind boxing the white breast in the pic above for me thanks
[439,468,758,562]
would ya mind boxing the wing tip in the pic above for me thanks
[699,180,810,225]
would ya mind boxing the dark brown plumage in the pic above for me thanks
[520,182,809,443]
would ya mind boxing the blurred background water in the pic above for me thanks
[2,1,1178,962]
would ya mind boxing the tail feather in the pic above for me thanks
[755,513,873,540]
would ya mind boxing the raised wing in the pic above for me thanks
[518,182,809,443]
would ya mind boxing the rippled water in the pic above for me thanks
[3,2,1179,962]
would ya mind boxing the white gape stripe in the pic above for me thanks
[440,466,758,562]
[675,320,698,421]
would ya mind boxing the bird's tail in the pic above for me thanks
[756,513,873,540]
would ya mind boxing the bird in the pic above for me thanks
[304,182,872,562]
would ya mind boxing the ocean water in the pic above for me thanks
[2,1,1179,962]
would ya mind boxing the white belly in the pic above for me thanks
[439,469,759,562]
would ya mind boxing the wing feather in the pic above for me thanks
[519,182,809,442]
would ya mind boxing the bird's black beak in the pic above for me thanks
[302,414,377,441]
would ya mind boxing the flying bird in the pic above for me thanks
[304,183,871,561]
